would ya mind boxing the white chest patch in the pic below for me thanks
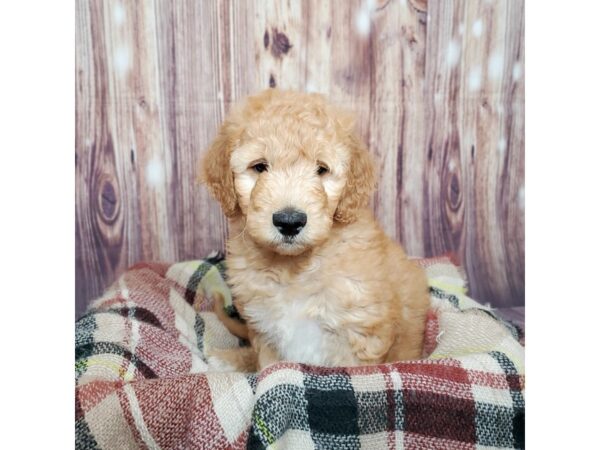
[277,316,325,364]
[245,296,328,365]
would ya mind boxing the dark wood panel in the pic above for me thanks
[424,0,524,306]
[76,0,525,317]
[76,0,142,312]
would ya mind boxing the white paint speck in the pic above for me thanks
[497,138,507,154]
[113,3,126,26]
[399,0,407,6]
[498,104,505,114]
[448,160,456,171]
[458,23,465,36]
[305,82,318,93]
[84,138,92,147]
[472,19,484,38]
[355,9,371,36]
[488,52,504,80]
[518,186,525,210]
[468,66,482,92]
[146,157,165,186]
[114,46,130,77]
[512,63,522,81]
[354,0,377,36]
[446,40,461,68]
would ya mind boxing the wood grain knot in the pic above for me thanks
[270,28,292,58]
[409,0,428,13]
[97,177,119,223]
[269,74,276,88]
[375,0,392,11]
[263,29,269,49]
[448,172,462,211]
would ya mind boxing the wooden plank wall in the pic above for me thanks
[76,0,524,317]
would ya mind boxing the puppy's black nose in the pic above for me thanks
[272,208,307,237]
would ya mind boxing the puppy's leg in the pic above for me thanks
[347,323,395,365]
[385,300,429,361]
[206,347,258,372]
[251,334,281,370]
[385,329,425,361]
[212,292,249,339]
[385,259,431,362]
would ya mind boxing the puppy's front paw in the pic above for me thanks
[205,347,258,372]
[206,355,237,372]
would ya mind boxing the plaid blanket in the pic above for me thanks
[75,252,525,449]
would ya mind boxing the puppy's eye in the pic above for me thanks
[252,162,268,173]
[316,165,329,176]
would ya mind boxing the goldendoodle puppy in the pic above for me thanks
[202,89,429,370]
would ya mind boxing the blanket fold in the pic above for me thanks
[75,253,524,450]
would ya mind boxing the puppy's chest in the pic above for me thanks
[258,298,330,365]
[241,275,340,365]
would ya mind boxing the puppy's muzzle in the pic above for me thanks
[272,208,307,237]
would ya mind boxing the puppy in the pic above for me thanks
[202,89,429,370]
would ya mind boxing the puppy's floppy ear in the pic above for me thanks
[334,118,377,224]
[200,120,240,217]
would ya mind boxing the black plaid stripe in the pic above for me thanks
[249,371,408,448]
[206,251,225,265]
[474,402,519,448]
[74,313,97,347]
[246,373,259,391]
[75,389,99,449]
[75,314,97,381]
[206,251,228,283]
[391,386,405,432]
[355,390,389,434]
[75,418,100,450]
[194,313,205,356]
[480,309,522,342]
[431,284,523,341]
[248,384,311,449]
[184,262,213,305]
[214,259,228,280]
[429,286,460,308]
[381,367,405,433]
[488,351,525,449]
[81,307,164,329]
[304,370,361,447]
[246,430,264,450]
[116,306,163,328]
[184,255,228,306]
[305,386,359,435]
[303,371,355,391]
[311,431,361,449]
[75,342,157,379]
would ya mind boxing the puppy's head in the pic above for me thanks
[201,89,376,256]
